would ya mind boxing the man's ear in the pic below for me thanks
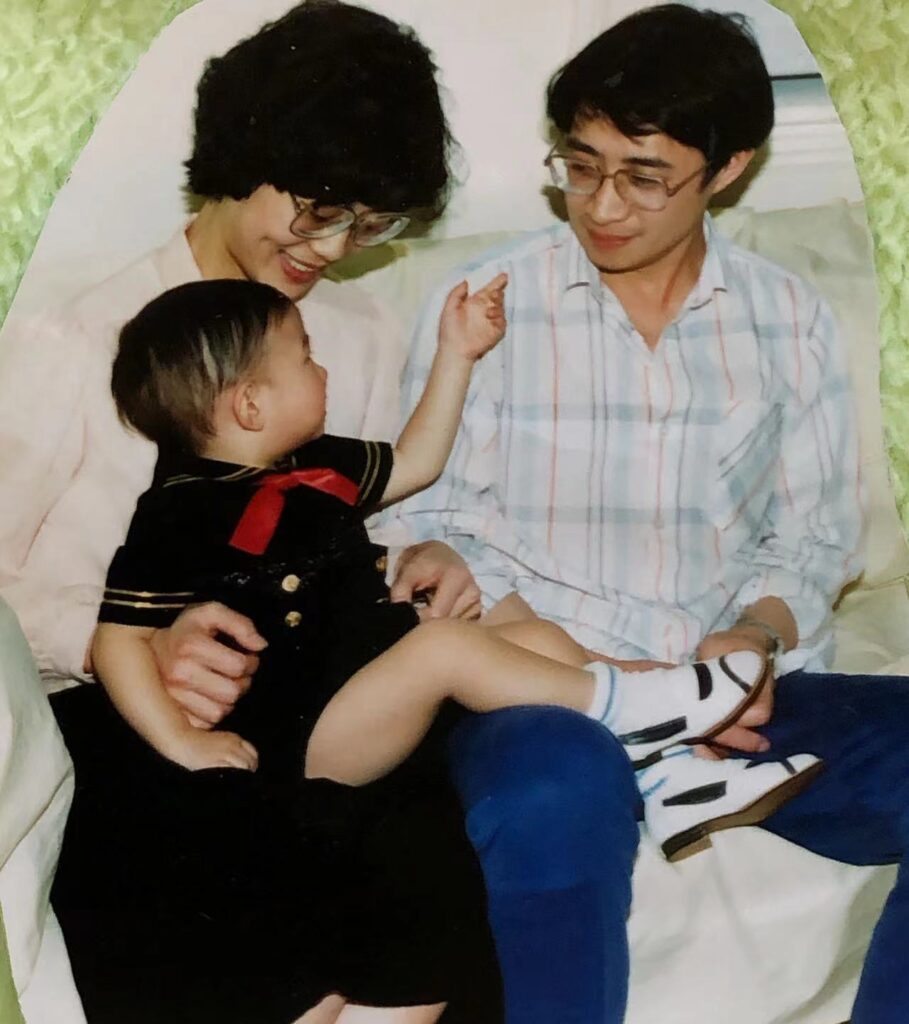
[707,149,756,198]
[231,380,266,432]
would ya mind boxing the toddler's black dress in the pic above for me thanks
[52,434,500,1024]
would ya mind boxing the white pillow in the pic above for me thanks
[0,599,73,997]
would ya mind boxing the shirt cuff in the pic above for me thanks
[27,586,100,686]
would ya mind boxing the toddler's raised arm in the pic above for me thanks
[380,272,507,506]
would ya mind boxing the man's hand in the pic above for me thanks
[585,650,675,673]
[694,626,775,757]
[149,603,267,729]
[389,541,482,620]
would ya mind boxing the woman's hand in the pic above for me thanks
[149,602,267,728]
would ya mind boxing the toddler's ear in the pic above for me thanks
[230,380,265,432]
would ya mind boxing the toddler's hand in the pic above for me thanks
[438,272,508,360]
[168,728,259,772]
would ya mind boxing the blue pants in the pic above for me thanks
[446,670,909,1024]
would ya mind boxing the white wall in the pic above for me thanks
[574,0,820,76]
[10,0,862,316]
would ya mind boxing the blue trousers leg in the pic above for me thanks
[446,706,640,1024]
[748,670,909,1024]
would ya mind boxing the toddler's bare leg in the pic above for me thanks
[294,997,445,1024]
[336,1003,446,1023]
[488,618,589,667]
[295,993,347,1024]
[481,591,538,626]
[305,618,595,786]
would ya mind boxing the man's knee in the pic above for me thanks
[447,706,639,889]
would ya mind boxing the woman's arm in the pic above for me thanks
[0,313,99,680]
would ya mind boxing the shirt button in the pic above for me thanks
[374,555,388,574]
[284,611,302,628]
[281,574,301,593]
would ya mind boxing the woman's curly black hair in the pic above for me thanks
[547,4,774,181]
[186,0,453,217]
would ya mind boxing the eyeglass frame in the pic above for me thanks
[544,148,708,211]
[288,195,410,247]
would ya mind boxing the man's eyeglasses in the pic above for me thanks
[544,150,706,212]
[289,196,410,247]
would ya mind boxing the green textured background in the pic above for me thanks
[0,0,906,509]
[0,1,905,1017]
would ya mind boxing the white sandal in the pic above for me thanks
[640,748,824,862]
[587,650,768,768]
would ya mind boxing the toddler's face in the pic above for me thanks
[258,308,328,456]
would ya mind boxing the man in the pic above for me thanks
[391,6,909,1024]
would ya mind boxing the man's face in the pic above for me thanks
[562,117,718,277]
[219,185,368,302]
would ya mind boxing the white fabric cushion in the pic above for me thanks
[0,598,78,1021]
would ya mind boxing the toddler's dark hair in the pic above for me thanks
[113,279,294,454]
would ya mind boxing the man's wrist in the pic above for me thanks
[733,614,786,659]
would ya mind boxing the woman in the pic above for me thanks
[0,3,499,1021]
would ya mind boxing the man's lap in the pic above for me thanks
[446,706,641,884]
[445,674,909,874]
[756,669,909,865]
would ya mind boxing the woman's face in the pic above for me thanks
[215,185,363,302]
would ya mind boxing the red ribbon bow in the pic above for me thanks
[229,468,359,555]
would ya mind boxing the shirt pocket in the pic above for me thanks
[711,400,783,532]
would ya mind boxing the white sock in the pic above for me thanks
[585,661,616,722]
[582,651,763,739]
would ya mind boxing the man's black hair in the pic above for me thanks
[186,0,453,216]
[547,4,774,180]
[113,280,294,454]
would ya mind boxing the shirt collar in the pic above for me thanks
[152,219,205,292]
[687,214,727,310]
[560,212,728,313]
[562,226,605,301]
[156,450,265,489]
[156,442,322,488]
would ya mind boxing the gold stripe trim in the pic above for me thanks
[105,587,195,598]
[163,467,261,488]
[356,441,372,497]
[101,598,191,610]
[358,440,382,505]
[216,467,262,482]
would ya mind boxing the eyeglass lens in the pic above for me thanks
[548,156,670,211]
[291,202,407,246]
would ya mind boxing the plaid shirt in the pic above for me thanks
[389,217,863,670]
